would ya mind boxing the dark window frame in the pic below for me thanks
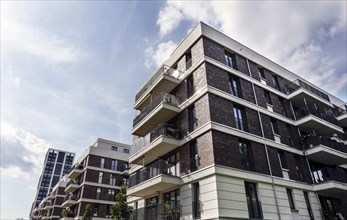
[229,76,242,98]
[233,105,247,131]
[286,188,296,210]
[239,140,254,171]
[225,51,237,69]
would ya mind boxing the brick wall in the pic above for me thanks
[203,37,225,64]
[196,131,214,170]
[248,60,260,80]
[254,85,267,108]
[235,54,249,76]
[245,108,262,137]
[206,62,231,93]
[209,93,234,127]
[240,78,256,104]
[266,147,283,178]
[192,38,204,64]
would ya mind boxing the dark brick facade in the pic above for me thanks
[267,146,283,178]
[203,37,225,64]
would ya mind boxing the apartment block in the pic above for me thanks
[62,138,131,219]
[32,175,69,220]
[127,22,347,220]
[30,149,75,219]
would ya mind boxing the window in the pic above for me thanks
[111,146,118,151]
[94,203,99,217]
[303,192,314,220]
[123,148,129,154]
[100,158,105,168]
[111,160,118,170]
[124,162,130,170]
[187,75,194,98]
[96,188,101,200]
[233,106,247,131]
[258,67,265,79]
[107,189,115,201]
[98,172,103,184]
[188,105,196,132]
[186,51,192,70]
[272,74,280,91]
[229,76,242,98]
[263,90,272,105]
[190,141,198,172]
[270,118,279,135]
[109,174,116,185]
[286,188,296,210]
[239,141,253,171]
[278,150,288,169]
[225,51,237,69]
[245,182,262,219]
[192,182,201,219]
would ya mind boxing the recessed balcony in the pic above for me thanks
[132,93,180,136]
[67,164,84,179]
[62,194,78,208]
[294,106,342,135]
[127,160,181,197]
[65,180,81,193]
[312,167,347,198]
[285,79,332,109]
[135,66,182,110]
[303,134,347,165]
[130,124,181,165]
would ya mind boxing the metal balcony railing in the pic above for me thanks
[285,79,330,101]
[133,93,179,127]
[131,203,181,220]
[131,124,181,157]
[135,66,183,102]
[303,134,347,153]
[128,160,179,188]
[294,106,338,125]
[312,167,347,184]
[330,105,347,117]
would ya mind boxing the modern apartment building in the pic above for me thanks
[62,138,131,219]
[30,149,75,219]
[32,175,69,220]
[127,22,347,220]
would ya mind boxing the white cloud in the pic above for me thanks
[145,41,177,68]
[156,1,347,100]
[1,166,32,181]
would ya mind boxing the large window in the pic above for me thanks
[295,155,304,181]
[245,182,262,219]
[303,192,314,220]
[96,188,101,200]
[98,172,103,184]
[188,105,196,132]
[225,51,237,69]
[109,174,116,185]
[239,141,253,171]
[229,76,242,98]
[111,160,118,170]
[286,188,296,210]
[233,106,247,131]
[192,182,201,219]
[100,158,105,168]
[107,189,115,201]
[272,74,280,91]
[190,141,198,172]
[278,150,288,169]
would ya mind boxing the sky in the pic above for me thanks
[1,1,346,219]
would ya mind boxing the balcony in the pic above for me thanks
[312,167,347,198]
[132,93,180,136]
[131,203,181,220]
[62,194,78,208]
[127,160,181,197]
[135,65,182,110]
[67,164,84,179]
[303,134,347,165]
[294,106,342,135]
[285,79,332,109]
[65,179,81,193]
[46,193,55,201]
[43,203,53,210]
[130,124,181,165]
[331,105,347,127]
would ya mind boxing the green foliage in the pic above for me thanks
[82,204,93,220]
[110,185,133,220]
[62,207,74,217]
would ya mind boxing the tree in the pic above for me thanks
[110,185,133,220]
[62,207,74,217]
[82,204,93,220]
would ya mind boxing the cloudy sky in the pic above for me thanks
[1,1,346,218]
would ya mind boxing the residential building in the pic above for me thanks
[62,138,130,219]
[32,175,69,220]
[30,149,75,219]
[127,22,347,220]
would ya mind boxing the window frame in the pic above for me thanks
[233,105,247,131]
[286,188,296,210]
[229,76,242,98]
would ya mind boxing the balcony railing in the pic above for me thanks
[135,66,183,102]
[303,134,347,153]
[294,106,338,125]
[133,93,180,127]
[312,167,347,184]
[128,160,179,188]
[330,105,347,117]
[64,194,78,202]
[285,79,330,101]
[131,203,181,220]
[68,164,84,173]
[131,124,181,157]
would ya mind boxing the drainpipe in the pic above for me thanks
[246,59,282,220]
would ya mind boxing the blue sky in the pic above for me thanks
[1,1,346,218]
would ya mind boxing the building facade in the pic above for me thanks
[30,149,75,219]
[62,138,131,219]
[127,22,347,220]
